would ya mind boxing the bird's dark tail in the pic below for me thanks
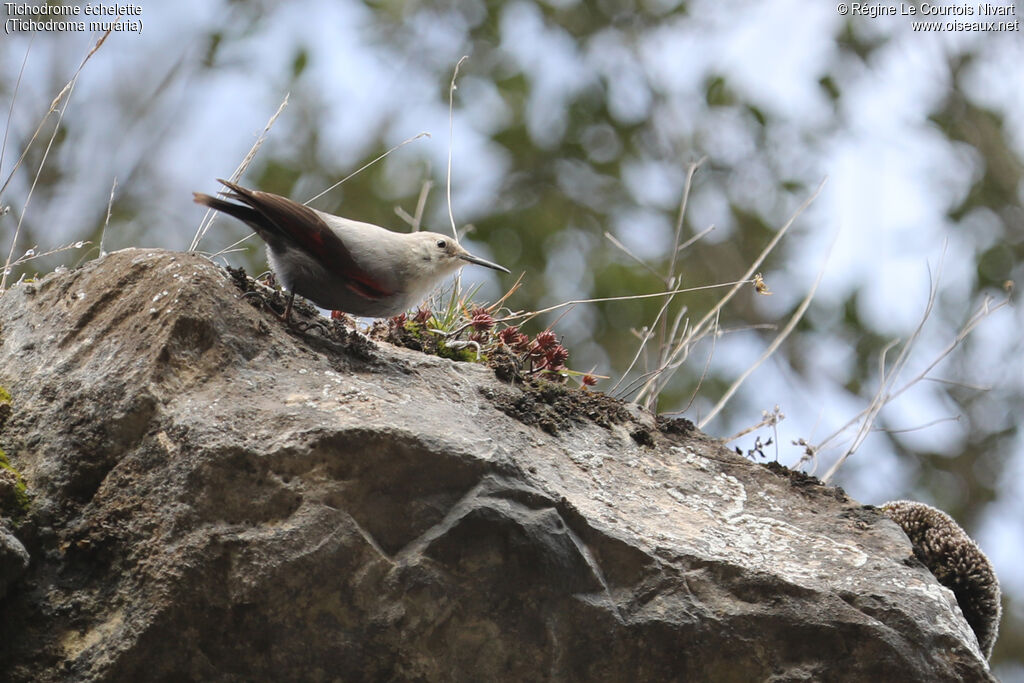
[193,179,288,246]
[193,179,316,249]
[192,191,262,226]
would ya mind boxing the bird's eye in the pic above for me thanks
[436,239,447,249]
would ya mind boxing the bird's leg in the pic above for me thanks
[281,290,295,325]
[241,286,295,326]
[241,289,276,314]
[278,291,328,334]
[244,278,295,326]
[238,271,281,316]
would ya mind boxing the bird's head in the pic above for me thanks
[411,232,510,279]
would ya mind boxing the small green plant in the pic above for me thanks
[371,301,599,389]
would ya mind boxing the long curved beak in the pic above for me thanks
[459,250,510,274]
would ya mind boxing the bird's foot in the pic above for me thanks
[288,317,330,335]
[255,271,277,287]
[241,289,282,314]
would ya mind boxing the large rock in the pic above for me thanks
[0,248,993,681]
[0,524,29,599]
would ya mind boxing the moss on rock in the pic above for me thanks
[0,448,29,518]
[0,387,28,518]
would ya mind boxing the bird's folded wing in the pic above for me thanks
[216,179,393,300]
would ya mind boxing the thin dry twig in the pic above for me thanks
[655,159,707,370]
[190,93,291,252]
[3,79,78,290]
[395,179,434,232]
[442,56,470,309]
[1,27,112,201]
[681,310,720,413]
[723,405,785,443]
[501,280,751,324]
[923,376,991,392]
[99,176,117,257]
[604,231,664,280]
[607,159,714,397]
[608,294,674,395]
[2,28,114,290]
[819,263,1010,482]
[413,178,433,230]
[438,280,746,342]
[698,228,836,429]
[614,365,677,402]
[876,415,961,434]
[676,224,715,253]
[633,177,827,409]
[666,157,706,283]
[6,240,90,271]
[818,256,944,482]
[1,37,33,183]
[486,272,525,313]
[446,55,469,243]
[305,131,431,206]
[210,232,259,261]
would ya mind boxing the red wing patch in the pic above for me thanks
[345,277,390,301]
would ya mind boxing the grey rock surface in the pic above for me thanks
[0,248,994,681]
[0,524,29,600]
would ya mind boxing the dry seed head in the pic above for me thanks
[533,331,557,349]
[469,307,496,332]
[498,325,530,351]
[413,307,433,325]
[498,326,521,345]
[545,344,569,370]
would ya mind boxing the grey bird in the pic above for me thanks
[193,179,509,321]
